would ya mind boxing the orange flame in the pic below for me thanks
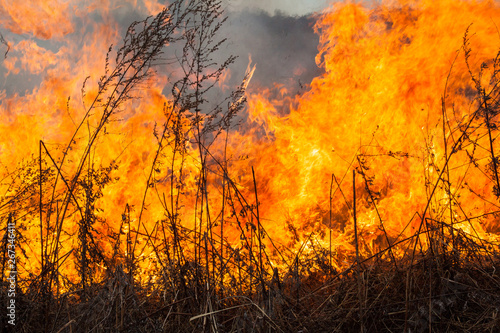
[2,0,500,288]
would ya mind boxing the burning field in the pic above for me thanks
[2,0,500,331]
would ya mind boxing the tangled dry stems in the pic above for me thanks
[2,2,500,333]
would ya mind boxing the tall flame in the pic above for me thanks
[241,0,500,264]
[1,0,500,288]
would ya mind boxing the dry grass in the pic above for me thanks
[4,235,500,332]
[2,2,500,333]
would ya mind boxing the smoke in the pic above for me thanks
[220,9,323,95]
[223,0,330,17]
[0,1,323,104]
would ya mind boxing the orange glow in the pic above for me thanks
[2,0,500,290]
[0,0,73,39]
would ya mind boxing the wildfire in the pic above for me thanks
[1,0,500,291]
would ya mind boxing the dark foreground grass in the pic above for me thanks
[3,241,500,333]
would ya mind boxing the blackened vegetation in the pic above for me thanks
[1,3,500,333]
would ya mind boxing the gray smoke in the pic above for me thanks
[0,3,324,103]
[221,9,323,95]
[223,0,330,17]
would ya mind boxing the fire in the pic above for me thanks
[0,0,73,39]
[242,0,500,261]
[1,0,500,292]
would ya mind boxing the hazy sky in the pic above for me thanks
[0,0,329,98]
[224,0,331,16]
